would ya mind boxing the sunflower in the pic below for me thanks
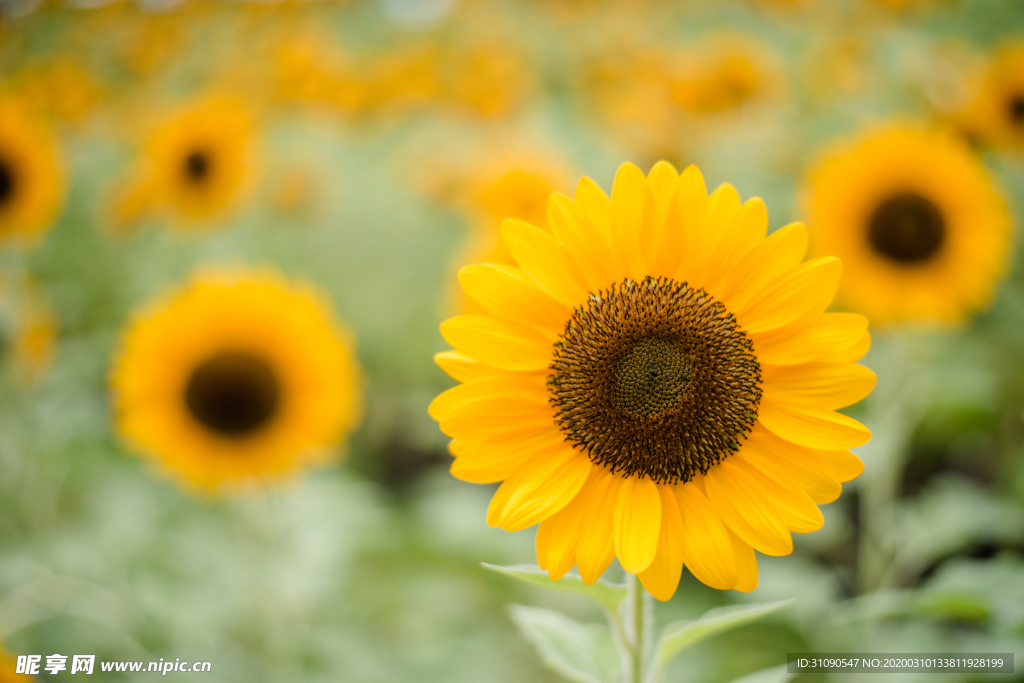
[0,101,65,243]
[806,126,1010,325]
[960,42,1024,149]
[117,96,255,226]
[666,36,781,116]
[111,270,362,491]
[430,161,873,599]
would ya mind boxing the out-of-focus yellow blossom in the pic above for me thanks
[665,36,783,116]
[806,126,1010,325]
[114,95,256,228]
[111,269,363,492]
[958,41,1024,149]
[0,100,65,244]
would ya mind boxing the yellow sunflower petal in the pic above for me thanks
[731,457,823,533]
[742,426,844,504]
[758,398,872,450]
[753,313,869,366]
[664,165,710,280]
[548,193,617,290]
[574,175,611,238]
[674,481,738,590]
[703,461,793,556]
[610,162,657,280]
[825,331,872,363]
[762,362,877,410]
[434,350,503,383]
[542,494,586,580]
[428,372,547,422]
[639,485,685,601]
[728,530,759,592]
[815,449,865,482]
[576,470,621,585]
[706,197,768,286]
[440,314,552,371]
[498,448,592,531]
[458,264,569,336]
[716,222,808,308]
[646,160,679,220]
[500,218,590,308]
[614,475,662,574]
[541,466,609,579]
[735,256,842,335]
[439,393,553,441]
[451,428,566,483]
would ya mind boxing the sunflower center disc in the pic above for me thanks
[185,351,281,437]
[549,276,762,484]
[184,150,212,183]
[1009,94,1024,125]
[867,192,945,264]
[0,158,14,207]
[613,337,692,417]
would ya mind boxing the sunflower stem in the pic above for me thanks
[622,573,654,683]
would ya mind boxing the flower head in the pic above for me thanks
[431,162,873,599]
[806,126,1010,325]
[112,269,362,491]
[0,100,65,243]
[116,96,256,227]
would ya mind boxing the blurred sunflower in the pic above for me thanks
[806,126,1009,325]
[431,162,873,599]
[116,96,256,227]
[112,270,362,491]
[0,101,65,243]
[666,36,781,116]
[959,41,1024,149]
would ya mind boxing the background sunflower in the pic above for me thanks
[2,1,1024,682]
[0,100,64,242]
[806,126,1010,325]
[112,269,362,491]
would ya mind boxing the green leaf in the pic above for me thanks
[481,563,628,614]
[724,665,795,683]
[653,600,794,672]
[509,605,621,683]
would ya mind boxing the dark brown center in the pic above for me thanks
[184,150,212,184]
[0,156,15,207]
[185,351,280,437]
[867,192,945,264]
[548,276,762,484]
[1008,94,1024,126]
